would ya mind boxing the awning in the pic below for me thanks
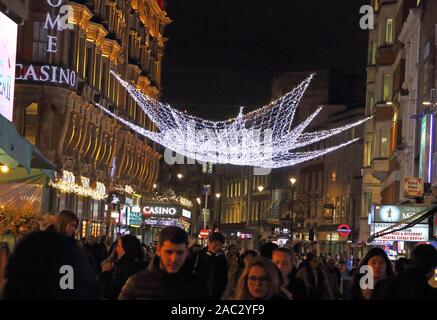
[0,113,56,179]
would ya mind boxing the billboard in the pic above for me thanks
[372,205,430,224]
[0,12,17,121]
[372,223,429,242]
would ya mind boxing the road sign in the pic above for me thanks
[199,229,210,239]
[337,224,351,237]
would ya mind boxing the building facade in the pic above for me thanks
[13,0,170,241]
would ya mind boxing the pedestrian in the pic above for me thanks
[53,210,79,238]
[378,244,437,300]
[232,256,291,300]
[2,230,99,299]
[347,247,394,300]
[222,249,256,299]
[225,245,240,295]
[272,247,307,300]
[394,257,409,275]
[90,236,109,274]
[259,242,279,260]
[323,257,341,300]
[98,234,146,299]
[296,252,331,300]
[118,226,211,300]
[109,232,122,254]
[192,232,228,299]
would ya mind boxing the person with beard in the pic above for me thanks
[118,227,210,300]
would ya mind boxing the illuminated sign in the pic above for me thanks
[142,205,179,217]
[16,64,76,87]
[419,115,433,182]
[403,177,424,198]
[372,223,429,242]
[127,211,142,227]
[0,12,17,122]
[44,0,73,53]
[143,218,179,227]
[182,209,191,219]
[373,205,430,224]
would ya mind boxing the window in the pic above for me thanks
[32,21,47,63]
[367,93,375,114]
[317,171,323,191]
[202,163,213,174]
[68,30,76,69]
[101,60,108,97]
[373,0,380,11]
[24,103,38,145]
[383,74,391,101]
[331,171,337,183]
[380,128,389,157]
[364,141,373,167]
[391,111,398,153]
[385,19,394,44]
[86,46,94,84]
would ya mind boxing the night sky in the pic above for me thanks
[161,0,369,119]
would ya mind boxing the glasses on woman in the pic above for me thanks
[247,275,271,283]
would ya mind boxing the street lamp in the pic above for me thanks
[257,185,264,249]
[215,193,221,230]
[196,197,201,205]
[177,173,183,180]
[289,177,296,241]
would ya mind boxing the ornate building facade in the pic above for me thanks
[13,0,170,239]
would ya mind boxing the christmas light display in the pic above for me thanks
[95,71,371,168]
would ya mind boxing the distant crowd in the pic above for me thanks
[0,209,436,300]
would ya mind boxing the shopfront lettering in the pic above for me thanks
[143,206,177,216]
[16,64,76,87]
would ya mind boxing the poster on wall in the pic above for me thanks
[0,11,17,121]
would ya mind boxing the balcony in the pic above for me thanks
[374,102,394,122]
[376,41,402,67]
[371,158,390,180]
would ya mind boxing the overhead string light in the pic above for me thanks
[94,70,372,168]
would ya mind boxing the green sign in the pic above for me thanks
[127,211,142,227]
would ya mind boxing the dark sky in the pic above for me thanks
[161,0,369,119]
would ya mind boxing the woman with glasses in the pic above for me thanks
[232,256,291,300]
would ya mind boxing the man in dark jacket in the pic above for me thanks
[118,227,211,300]
[192,232,228,299]
[272,247,307,300]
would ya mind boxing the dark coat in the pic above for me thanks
[3,231,99,300]
[347,277,391,300]
[192,247,228,299]
[118,255,211,300]
[286,272,308,300]
[98,256,146,300]
[377,268,437,300]
[296,266,330,300]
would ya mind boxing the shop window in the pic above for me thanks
[24,103,38,145]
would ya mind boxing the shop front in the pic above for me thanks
[220,223,255,249]
[142,203,192,245]
[369,204,433,259]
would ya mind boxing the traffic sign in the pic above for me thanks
[337,224,351,237]
[199,229,210,239]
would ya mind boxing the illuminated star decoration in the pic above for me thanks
[95,71,371,169]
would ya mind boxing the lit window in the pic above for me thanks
[385,19,394,44]
[383,74,391,101]
[24,103,38,145]
[331,172,336,182]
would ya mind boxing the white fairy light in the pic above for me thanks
[94,71,371,168]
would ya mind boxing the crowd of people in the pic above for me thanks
[0,209,436,300]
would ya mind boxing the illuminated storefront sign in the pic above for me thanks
[143,218,179,227]
[127,211,142,227]
[0,11,17,122]
[372,205,431,224]
[15,64,76,87]
[142,205,179,217]
[49,170,107,200]
[182,209,191,219]
[372,223,429,242]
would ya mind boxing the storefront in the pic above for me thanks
[369,204,433,259]
[142,203,192,245]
